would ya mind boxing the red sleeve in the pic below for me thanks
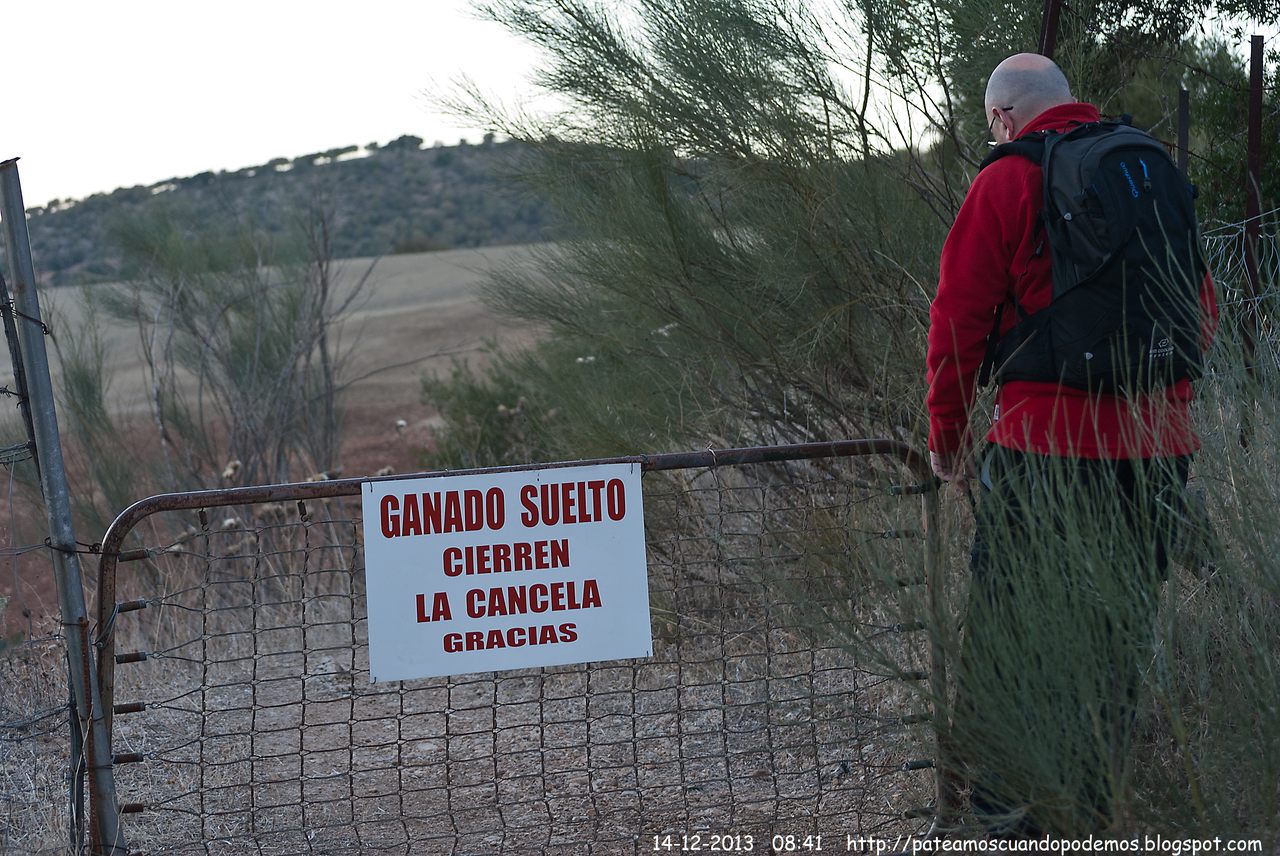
[926,160,1036,455]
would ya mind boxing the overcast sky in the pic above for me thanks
[5,0,541,208]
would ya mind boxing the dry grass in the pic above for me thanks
[1,629,75,855]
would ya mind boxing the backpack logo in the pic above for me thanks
[1118,161,1140,198]
[1150,337,1173,360]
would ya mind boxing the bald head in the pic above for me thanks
[985,53,1073,136]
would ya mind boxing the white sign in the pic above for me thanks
[361,463,652,681]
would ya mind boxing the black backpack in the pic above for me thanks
[976,120,1207,392]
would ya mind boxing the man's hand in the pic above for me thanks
[930,449,975,489]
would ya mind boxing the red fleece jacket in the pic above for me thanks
[926,102,1218,459]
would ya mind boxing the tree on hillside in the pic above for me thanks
[384,134,424,152]
[321,145,360,163]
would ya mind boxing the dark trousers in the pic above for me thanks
[951,446,1190,836]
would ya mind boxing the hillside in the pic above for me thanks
[22,135,552,285]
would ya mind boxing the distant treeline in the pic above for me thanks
[24,134,552,286]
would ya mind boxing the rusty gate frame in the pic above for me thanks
[92,439,950,853]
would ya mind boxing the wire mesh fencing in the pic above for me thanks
[1,549,78,855]
[95,444,945,855]
[1204,208,1279,304]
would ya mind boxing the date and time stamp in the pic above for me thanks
[650,834,832,853]
[648,834,1266,855]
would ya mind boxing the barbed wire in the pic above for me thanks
[0,702,71,738]
[5,301,51,336]
[1204,205,1280,235]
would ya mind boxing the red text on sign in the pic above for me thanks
[519,479,625,527]
[442,539,569,577]
[416,592,453,623]
[444,622,578,652]
[466,579,603,618]
[381,487,505,538]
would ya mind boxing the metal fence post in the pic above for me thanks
[921,483,956,828]
[1038,0,1061,58]
[1177,88,1190,176]
[1244,35,1263,374]
[0,158,127,855]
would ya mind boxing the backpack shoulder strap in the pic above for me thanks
[973,133,1051,387]
[979,134,1046,172]
[986,120,1128,171]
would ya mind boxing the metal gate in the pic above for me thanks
[93,440,947,854]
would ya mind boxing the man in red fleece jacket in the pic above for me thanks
[926,54,1217,834]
